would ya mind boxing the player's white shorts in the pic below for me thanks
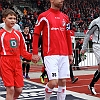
[44,55,70,80]
[93,44,100,64]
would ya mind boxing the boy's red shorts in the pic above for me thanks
[1,56,24,87]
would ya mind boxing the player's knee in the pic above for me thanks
[58,79,66,86]
[48,79,58,88]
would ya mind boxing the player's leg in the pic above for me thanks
[40,66,45,83]
[70,64,78,83]
[90,69,100,87]
[44,80,57,100]
[44,56,59,100]
[40,38,47,83]
[89,44,100,95]
[25,63,30,79]
[88,65,100,95]
[57,80,66,100]
[44,69,48,78]
[74,51,79,66]
[40,66,48,83]
[77,54,81,70]
[57,56,70,100]
[22,62,26,78]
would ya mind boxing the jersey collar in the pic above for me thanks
[50,8,60,14]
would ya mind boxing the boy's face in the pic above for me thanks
[24,27,29,34]
[3,14,16,28]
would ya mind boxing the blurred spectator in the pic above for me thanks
[74,39,84,70]
[23,8,27,16]
[22,25,33,79]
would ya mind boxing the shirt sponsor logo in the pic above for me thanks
[55,17,60,19]
[10,39,18,48]
[51,27,65,31]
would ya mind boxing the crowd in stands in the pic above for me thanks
[0,0,100,33]
[65,0,100,32]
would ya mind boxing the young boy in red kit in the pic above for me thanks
[0,9,32,100]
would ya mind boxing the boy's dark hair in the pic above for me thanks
[23,24,29,29]
[2,9,17,18]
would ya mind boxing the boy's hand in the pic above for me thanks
[32,55,40,63]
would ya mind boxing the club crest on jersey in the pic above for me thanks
[62,19,66,27]
[10,39,17,48]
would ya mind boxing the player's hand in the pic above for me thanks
[69,55,73,64]
[80,49,86,55]
[32,55,40,63]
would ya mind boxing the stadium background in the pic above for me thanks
[0,0,100,48]
[0,0,100,99]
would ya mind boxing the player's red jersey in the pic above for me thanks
[0,28,32,60]
[33,8,73,56]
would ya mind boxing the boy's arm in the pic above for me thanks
[21,49,32,60]
[20,33,32,60]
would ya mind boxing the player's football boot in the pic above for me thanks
[88,85,97,95]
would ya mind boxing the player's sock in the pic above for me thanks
[44,84,53,100]
[57,86,66,100]
[90,70,100,87]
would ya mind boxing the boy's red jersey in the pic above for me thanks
[0,28,32,60]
